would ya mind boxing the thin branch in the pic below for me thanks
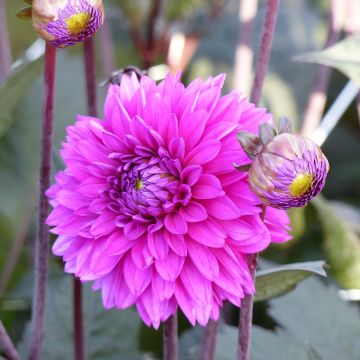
[163,314,178,360]
[301,0,345,137]
[250,0,280,106]
[200,319,219,360]
[233,0,259,96]
[73,278,84,360]
[29,42,57,360]
[0,321,20,360]
[0,0,12,82]
[237,203,266,360]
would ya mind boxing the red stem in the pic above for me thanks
[301,0,345,136]
[29,43,56,360]
[73,278,84,360]
[200,319,219,360]
[250,0,280,106]
[233,0,259,96]
[0,321,20,360]
[163,314,178,360]
[237,205,267,360]
[0,0,12,82]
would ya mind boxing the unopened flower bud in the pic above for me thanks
[31,0,104,47]
[237,117,329,209]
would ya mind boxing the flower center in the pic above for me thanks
[65,12,90,34]
[289,173,313,196]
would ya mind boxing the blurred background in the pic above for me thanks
[1,0,360,359]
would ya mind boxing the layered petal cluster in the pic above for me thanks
[47,73,291,328]
[32,0,104,47]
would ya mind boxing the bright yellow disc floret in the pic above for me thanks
[289,173,313,197]
[65,12,90,34]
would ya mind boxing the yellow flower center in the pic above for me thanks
[135,179,144,191]
[65,12,90,35]
[289,173,313,197]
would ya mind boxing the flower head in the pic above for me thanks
[47,73,291,328]
[31,0,104,47]
[237,118,329,209]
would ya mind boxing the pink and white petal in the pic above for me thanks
[164,212,188,235]
[180,201,207,222]
[155,251,184,281]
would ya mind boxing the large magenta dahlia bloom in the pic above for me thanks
[47,73,291,328]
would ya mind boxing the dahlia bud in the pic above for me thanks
[237,117,329,209]
[30,0,104,47]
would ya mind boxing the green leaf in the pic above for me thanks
[19,274,147,359]
[0,60,42,138]
[254,261,326,301]
[294,34,360,86]
[269,278,360,360]
[312,196,360,288]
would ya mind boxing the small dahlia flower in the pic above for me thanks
[47,73,291,328]
[237,118,329,209]
[31,0,104,47]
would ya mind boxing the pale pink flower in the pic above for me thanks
[47,73,291,328]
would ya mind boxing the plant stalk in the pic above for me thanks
[250,0,280,106]
[200,319,219,360]
[163,314,178,360]
[73,278,84,360]
[29,42,57,360]
[0,321,20,360]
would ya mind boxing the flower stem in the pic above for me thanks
[0,321,20,360]
[29,42,57,360]
[73,278,84,360]
[233,0,259,96]
[250,0,280,106]
[200,319,219,360]
[0,0,12,82]
[163,314,178,360]
[84,38,97,116]
[301,0,345,137]
[237,206,266,360]
[71,36,98,360]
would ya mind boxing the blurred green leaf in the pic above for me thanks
[294,34,360,86]
[312,196,360,288]
[19,274,147,359]
[0,60,42,138]
[269,278,360,360]
[254,261,326,302]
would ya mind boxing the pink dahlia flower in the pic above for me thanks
[47,73,291,328]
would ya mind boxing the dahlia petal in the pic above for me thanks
[180,165,202,186]
[56,190,89,210]
[155,251,184,281]
[187,239,219,280]
[124,255,152,296]
[52,235,73,256]
[90,210,117,236]
[192,174,224,199]
[180,201,207,222]
[187,218,226,247]
[179,109,207,150]
[174,282,196,326]
[201,196,241,220]
[124,221,147,240]
[164,231,187,256]
[180,259,212,305]
[131,237,152,269]
[164,212,188,235]
[152,274,175,301]
[148,230,169,260]
[114,270,137,309]
[104,231,134,256]
[184,140,222,165]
